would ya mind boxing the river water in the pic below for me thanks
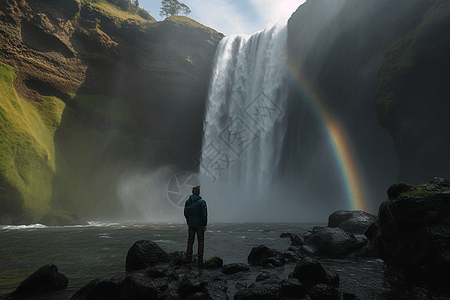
[0,222,385,299]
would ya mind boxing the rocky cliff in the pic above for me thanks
[287,0,450,201]
[0,0,223,224]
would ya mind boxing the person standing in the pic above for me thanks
[184,186,207,268]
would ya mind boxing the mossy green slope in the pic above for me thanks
[0,62,65,223]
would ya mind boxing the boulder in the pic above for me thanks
[291,257,339,288]
[303,227,366,258]
[70,279,120,300]
[234,283,281,300]
[177,275,207,297]
[280,278,307,298]
[125,240,171,271]
[118,273,158,300]
[309,283,340,300]
[370,178,450,295]
[328,210,377,234]
[204,278,228,300]
[203,256,224,269]
[247,245,284,267]
[222,263,249,275]
[4,264,68,298]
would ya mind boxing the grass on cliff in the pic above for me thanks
[0,62,65,219]
[88,1,155,23]
[165,15,223,40]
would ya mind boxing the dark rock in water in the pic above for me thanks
[290,234,306,246]
[39,210,87,226]
[203,256,224,269]
[4,264,68,298]
[118,273,158,300]
[291,257,339,288]
[125,240,171,271]
[222,263,249,275]
[280,232,293,238]
[304,227,366,258]
[281,278,307,298]
[328,210,377,234]
[204,278,228,300]
[309,283,340,300]
[177,275,207,297]
[70,278,120,300]
[145,267,167,279]
[370,178,450,295]
[247,245,285,267]
[169,251,188,266]
[234,282,282,300]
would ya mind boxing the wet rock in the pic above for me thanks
[222,263,249,275]
[125,240,171,271]
[280,278,307,298]
[255,273,280,283]
[3,264,68,298]
[247,245,285,267]
[234,282,282,300]
[177,275,207,297]
[204,278,228,300]
[118,273,158,300]
[304,227,366,258]
[309,283,340,300]
[70,279,120,300]
[292,257,339,288]
[203,256,224,269]
[370,178,450,295]
[169,251,188,266]
[328,210,377,234]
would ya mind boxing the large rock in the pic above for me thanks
[125,240,171,271]
[70,279,120,300]
[370,178,450,296]
[222,263,249,275]
[291,257,339,288]
[3,264,68,298]
[328,210,377,234]
[303,227,366,258]
[118,273,158,300]
[247,245,285,267]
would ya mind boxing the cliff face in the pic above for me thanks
[0,0,223,223]
[287,0,449,204]
[372,0,450,183]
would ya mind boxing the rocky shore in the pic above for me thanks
[2,177,450,300]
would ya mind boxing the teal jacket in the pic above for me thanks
[184,195,207,226]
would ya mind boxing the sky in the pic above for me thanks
[138,0,307,36]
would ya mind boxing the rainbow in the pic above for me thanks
[285,59,367,211]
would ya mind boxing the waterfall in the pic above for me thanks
[199,24,346,222]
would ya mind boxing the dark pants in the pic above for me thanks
[186,224,204,263]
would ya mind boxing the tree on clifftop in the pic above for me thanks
[160,0,191,18]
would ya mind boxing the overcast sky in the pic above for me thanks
[138,0,307,36]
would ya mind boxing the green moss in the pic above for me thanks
[88,2,155,23]
[401,189,435,197]
[0,62,65,220]
[165,16,222,39]
[203,256,223,269]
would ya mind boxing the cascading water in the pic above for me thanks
[200,24,346,222]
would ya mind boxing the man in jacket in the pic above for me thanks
[184,185,207,267]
